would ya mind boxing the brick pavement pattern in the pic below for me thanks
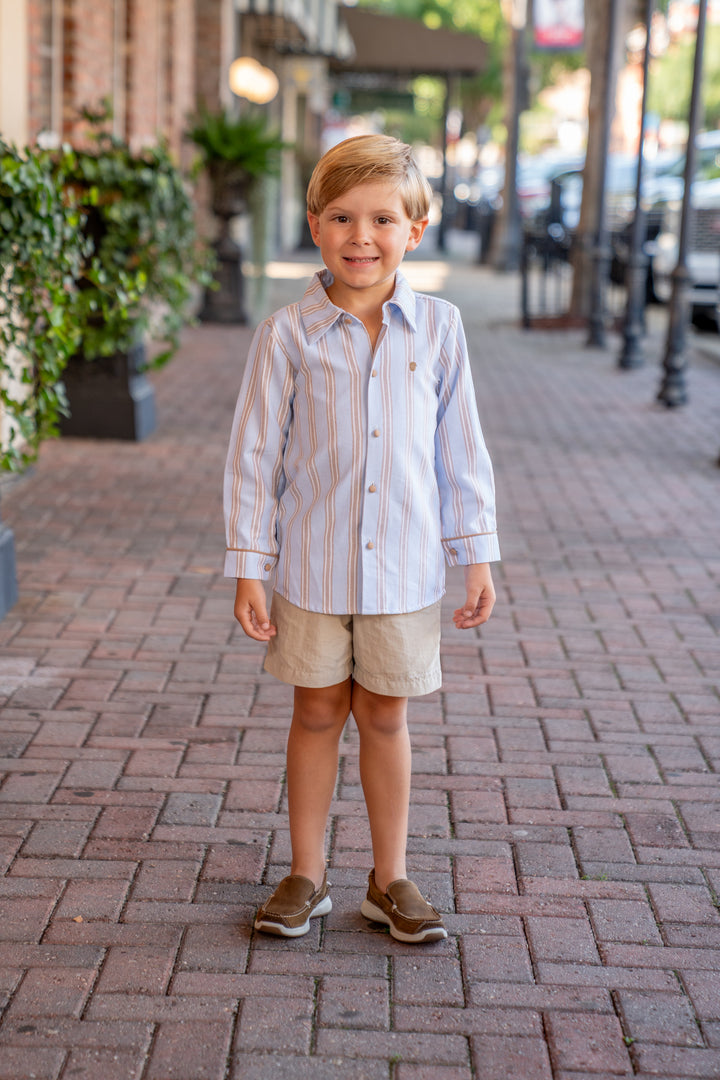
[0,254,719,1080]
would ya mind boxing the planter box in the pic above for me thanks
[0,511,17,620]
[60,340,156,441]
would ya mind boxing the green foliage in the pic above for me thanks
[67,109,211,365]
[187,106,285,176]
[647,26,720,129]
[0,105,210,471]
[0,141,88,471]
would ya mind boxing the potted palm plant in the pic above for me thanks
[187,106,285,323]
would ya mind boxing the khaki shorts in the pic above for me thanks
[264,591,442,697]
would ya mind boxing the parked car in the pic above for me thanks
[651,176,720,329]
[516,152,586,223]
[612,129,720,300]
[450,151,584,258]
[527,152,681,235]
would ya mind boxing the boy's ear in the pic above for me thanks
[405,218,429,252]
[307,211,321,247]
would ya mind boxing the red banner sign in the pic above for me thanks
[534,0,584,49]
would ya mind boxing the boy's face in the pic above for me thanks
[307,180,428,307]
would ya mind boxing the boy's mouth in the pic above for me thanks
[343,256,379,265]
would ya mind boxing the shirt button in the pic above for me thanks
[264,563,273,571]
[372,428,380,437]
[449,548,457,556]
[368,483,377,493]
[409,361,417,371]
[371,369,378,377]
[367,540,375,550]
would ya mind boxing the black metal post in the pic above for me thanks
[437,75,451,254]
[657,0,707,407]
[618,0,655,370]
[587,0,622,348]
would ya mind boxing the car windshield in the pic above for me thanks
[665,141,720,181]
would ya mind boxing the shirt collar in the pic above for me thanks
[299,268,417,344]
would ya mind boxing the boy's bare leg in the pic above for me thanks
[286,679,352,889]
[352,684,410,893]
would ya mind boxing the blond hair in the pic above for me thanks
[306,134,432,221]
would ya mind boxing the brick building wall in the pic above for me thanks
[170,0,196,165]
[194,0,225,112]
[63,1,116,140]
[126,0,161,146]
[24,0,196,157]
[26,0,51,138]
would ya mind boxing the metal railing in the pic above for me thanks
[520,225,574,328]
[520,224,629,329]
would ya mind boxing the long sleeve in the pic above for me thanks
[223,319,296,579]
[434,307,500,567]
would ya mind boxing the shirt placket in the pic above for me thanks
[358,322,387,612]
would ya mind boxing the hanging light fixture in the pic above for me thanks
[229,56,279,105]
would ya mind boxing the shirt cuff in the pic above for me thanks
[224,549,278,579]
[442,532,501,567]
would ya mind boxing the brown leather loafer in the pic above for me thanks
[254,873,331,937]
[360,869,447,943]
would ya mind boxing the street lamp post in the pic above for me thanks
[587,0,621,348]
[657,0,708,407]
[618,0,655,370]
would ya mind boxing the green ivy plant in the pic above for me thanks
[68,105,212,365]
[0,141,88,471]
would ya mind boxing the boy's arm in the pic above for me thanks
[234,579,276,641]
[453,563,496,629]
[436,306,500,569]
[224,320,293,580]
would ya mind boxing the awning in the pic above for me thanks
[235,0,355,61]
[332,7,487,77]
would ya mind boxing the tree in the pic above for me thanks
[570,0,645,318]
[647,25,720,129]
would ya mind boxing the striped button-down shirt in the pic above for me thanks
[224,269,499,614]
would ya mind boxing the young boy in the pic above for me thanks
[224,134,499,943]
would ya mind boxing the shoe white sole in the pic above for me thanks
[360,898,447,943]
[255,894,332,937]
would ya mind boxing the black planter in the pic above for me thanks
[200,169,250,325]
[199,224,248,324]
[60,340,156,441]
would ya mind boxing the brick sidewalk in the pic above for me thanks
[0,253,719,1079]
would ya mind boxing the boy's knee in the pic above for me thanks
[292,681,351,734]
[352,684,408,736]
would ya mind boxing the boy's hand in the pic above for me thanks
[453,563,496,629]
[234,579,277,641]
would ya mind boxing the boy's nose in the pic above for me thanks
[350,223,371,243]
